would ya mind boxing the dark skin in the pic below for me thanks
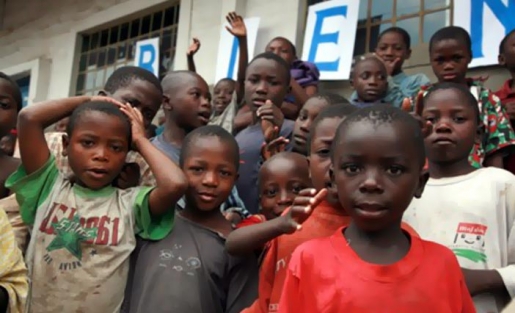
[244,58,289,144]
[266,38,317,119]
[180,137,239,237]
[17,96,187,216]
[0,78,20,199]
[422,89,509,297]
[498,32,515,123]
[212,80,236,116]
[430,39,504,168]
[292,98,330,155]
[351,58,388,103]
[54,117,69,132]
[259,153,311,220]
[375,31,411,77]
[331,121,427,264]
[161,72,211,148]
[422,89,481,179]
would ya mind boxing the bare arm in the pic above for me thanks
[225,12,248,104]
[186,38,200,73]
[120,104,188,216]
[17,96,92,175]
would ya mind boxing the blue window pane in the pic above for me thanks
[423,10,449,42]
[396,17,420,46]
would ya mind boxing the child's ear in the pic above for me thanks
[61,134,69,157]
[162,94,172,111]
[474,123,485,145]
[414,169,429,199]
[499,53,506,66]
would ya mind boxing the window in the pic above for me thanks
[308,0,452,55]
[75,3,180,96]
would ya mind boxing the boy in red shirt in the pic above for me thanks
[279,105,475,313]
[496,29,515,174]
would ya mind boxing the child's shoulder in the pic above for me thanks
[415,236,461,268]
[476,167,515,183]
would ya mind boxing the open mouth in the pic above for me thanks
[442,73,457,81]
[197,111,211,124]
[252,98,267,107]
[87,168,109,179]
[365,89,380,96]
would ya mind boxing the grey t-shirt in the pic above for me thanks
[235,120,295,214]
[151,134,181,162]
[123,214,258,313]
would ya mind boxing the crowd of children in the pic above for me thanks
[0,9,515,313]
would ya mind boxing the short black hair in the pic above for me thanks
[248,52,291,84]
[215,78,236,89]
[333,105,426,167]
[308,92,350,106]
[180,125,240,168]
[351,55,387,79]
[104,66,163,95]
[67,101,132,144]
[429,26,472,57]
[307,103,358,154]
[0,72,23,112]
[378,27,411,49]
[499,29,515,55]
[269,36,297,56]
[423,82,480,125]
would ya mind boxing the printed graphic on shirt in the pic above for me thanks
[39,202,122,269]
[158,244,202,276]
[451,222,487,263]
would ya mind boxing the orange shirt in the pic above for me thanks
[279,227,475,313]
[243,201,418,313]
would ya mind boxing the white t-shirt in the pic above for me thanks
[404,167,515,313]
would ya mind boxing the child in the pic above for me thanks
[156,70,247,216]
[226,152,311,255]
[496,29,515,174]
[6,96,188,312]
[279,105,475,313]
[0,133,16,157]
[235,52,294,215]
[188,12,249,134]
[404,83,515,313]
[0,208,27,313]
[291,93,349,155]
[0,72,21,199]
[366,27,430,107]
[350,55,389,108]
[407,26,515,169]
[266,37,320,120]
[123,125,258,313]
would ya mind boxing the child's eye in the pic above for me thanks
[386,165,404,176]
[111,145,123,152]
[220,170,232,177]
[263,188,277,197]
[192,92,201,98]
[291,184,304,194]
[452,55,464,62]
[424,116,436,123]
[316,149,330,158]
[343,164,361,174]
[0,102,10,110]
[360,73,371,79]
[81,140,94,147]
[454,116,466,123]
[189,166,204,173]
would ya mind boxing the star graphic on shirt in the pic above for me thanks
[46,215,98,261]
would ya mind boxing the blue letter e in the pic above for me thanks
[308,6,348,72]
[138,44,156,74]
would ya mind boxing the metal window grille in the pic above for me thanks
[75,3,180,96]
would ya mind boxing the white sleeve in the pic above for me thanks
[495,178,515,297]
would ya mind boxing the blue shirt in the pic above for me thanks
[350,72,431,108]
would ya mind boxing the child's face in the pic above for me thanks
[422,89,479,165]
[353,59,388,102]
[0,78,18,138]
[167,74,212,131]
[331,121,426,232]
[244,58,289,110]
[266,39,295,65]
[182,137,238,212]
[375,32,410,73]
[500,33,515,71]
[55,117,69,133]
[309,117,343,206]
[0,136,14,156]
[212,80,235,115]
[292,98,329,155]
[259,155,311,220]
[108,79,163,129]
[430,39,471,84]
[64,111,129,190]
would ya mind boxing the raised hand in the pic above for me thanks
[118,102,147,149]
[225,12,247,38]
[187,37,201,56]
[258,100,284,144]
[279,188,328,234]
[261,136,289,161]
[404,94,432,138]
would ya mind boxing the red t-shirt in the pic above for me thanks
[242,202,419,313]
[278,227,475,313]
[495,79,515,175]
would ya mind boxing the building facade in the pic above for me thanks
[0,0,510,107]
